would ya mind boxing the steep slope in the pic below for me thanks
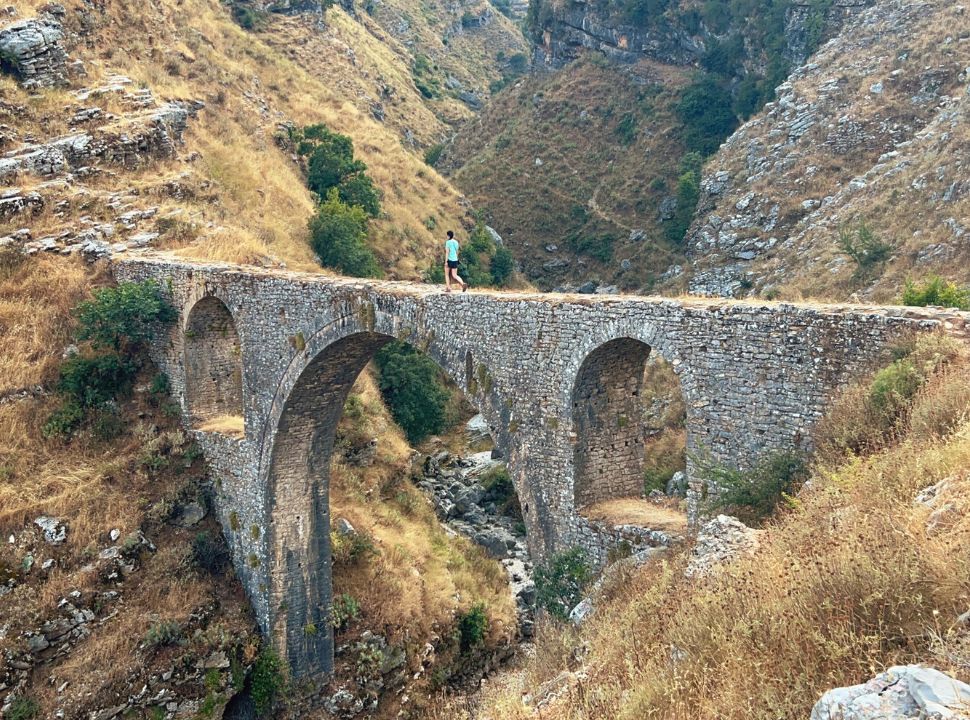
[439,56,692,291]
[439,0,876,291]
[685,0,970,301]
[2,0,524,277]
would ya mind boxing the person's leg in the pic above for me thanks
[453,270,467,291]
[444,262,452,292]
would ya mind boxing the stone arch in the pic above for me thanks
[565,321,691,512]
[571,338,654,508]
[258,306,522,680]
[184,295,243,427]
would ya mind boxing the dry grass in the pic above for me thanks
[197,414,245,437]
[0,255,96,392]
[583,498,686,532]
[330,368,517,650]
[450,340,970,719]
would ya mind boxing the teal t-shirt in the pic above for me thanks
[445,238,459,262]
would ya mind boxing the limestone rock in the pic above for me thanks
[34,516,67,544]
[0,18,67,88]
[685,514,762,578]
[810,665,970,720]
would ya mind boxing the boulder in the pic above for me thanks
[666,470,687,497]
[34,516,67,544]
[0,18,67,88]
[172,501,206,528]
[811,665,970,720]
[685,514,763,578]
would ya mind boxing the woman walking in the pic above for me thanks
[444,230,468,292]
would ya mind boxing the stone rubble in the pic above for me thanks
[685,514,763,578]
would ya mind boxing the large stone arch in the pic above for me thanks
[563,321,695,513]
[183,294,244,426]
[257,303,521,680]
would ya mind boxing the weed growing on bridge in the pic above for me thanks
[900,275,970,311]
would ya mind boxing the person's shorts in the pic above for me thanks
[447,260,459,269]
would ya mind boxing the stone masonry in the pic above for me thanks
[113,255,966,683]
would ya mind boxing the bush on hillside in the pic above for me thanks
[250,649,286,716]
[837,219,892,277]
[900,275,970,310]
[424,143,445,167]
[76,280,177,352]
[457,603,489,650]
[815,333,962,458]
[534,548,592,620]
[45,281,176,439]
[374,341,449,444]
[294,124,382,218]
[676,73,738,155]
[699,450,809,525]
[663,152,703,246]
[309,190,382,278]
[490,246,515,285]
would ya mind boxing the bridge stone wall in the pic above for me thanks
[113,255,962,682]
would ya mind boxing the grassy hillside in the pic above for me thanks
[3,0,524,276]
[434,333,970,719]
[440,57,693,291]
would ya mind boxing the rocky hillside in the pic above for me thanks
[684,0,970,302]
[1,0,525,276]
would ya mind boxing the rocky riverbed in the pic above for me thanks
[415,418,537,638]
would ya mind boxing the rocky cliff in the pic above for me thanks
[685,0,970,301]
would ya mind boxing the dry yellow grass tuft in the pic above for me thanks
[197,414,246,437]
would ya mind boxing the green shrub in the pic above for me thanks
[331,528,378,566]
[412,54,441,99]
[374,341,449,443]
[309,190,382,278]
[231,3,267,29]
[481,466,522,519]
[6,697,38,720]
[699,451,809,525]
[293,124,381,217]
[42,400,85,438]
[457,603,489,650]
[424,143,445,166]
[251,649,286,716]
[331,592,361,630]
[837,219,892,276]
[490,246,514,286]
[615,112,638,145]
[900,275,970,310]
[676,73,738,156]
[868,359,923,423]
[144,620,183,650]
[75,280,176,352]
[534,548,592,620]
[191,531,231,575]
[57,353,137,408]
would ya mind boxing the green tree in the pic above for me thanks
[837,219,892,277]
[336,172,381,218]
[295,124,382,217]
[374,341,449,444]
[676,73,738,155]
[534,548,592,620]
[75,280,176,351]
[309,190,381,278]
[490,246,515,286]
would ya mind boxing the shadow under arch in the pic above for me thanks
[183,294,244,427]
[258,308,525,681]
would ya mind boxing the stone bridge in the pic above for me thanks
[113,255,965,682]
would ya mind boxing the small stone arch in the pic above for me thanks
[571,337,654,508]
[184,295,243,428]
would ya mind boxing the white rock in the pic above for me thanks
[811,665,970,720]
[34,516,67,544]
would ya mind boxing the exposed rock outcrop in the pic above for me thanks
[685,514,763,578]
[811,665,970,720]
[685,0,970,300]
[0,18,68,88]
